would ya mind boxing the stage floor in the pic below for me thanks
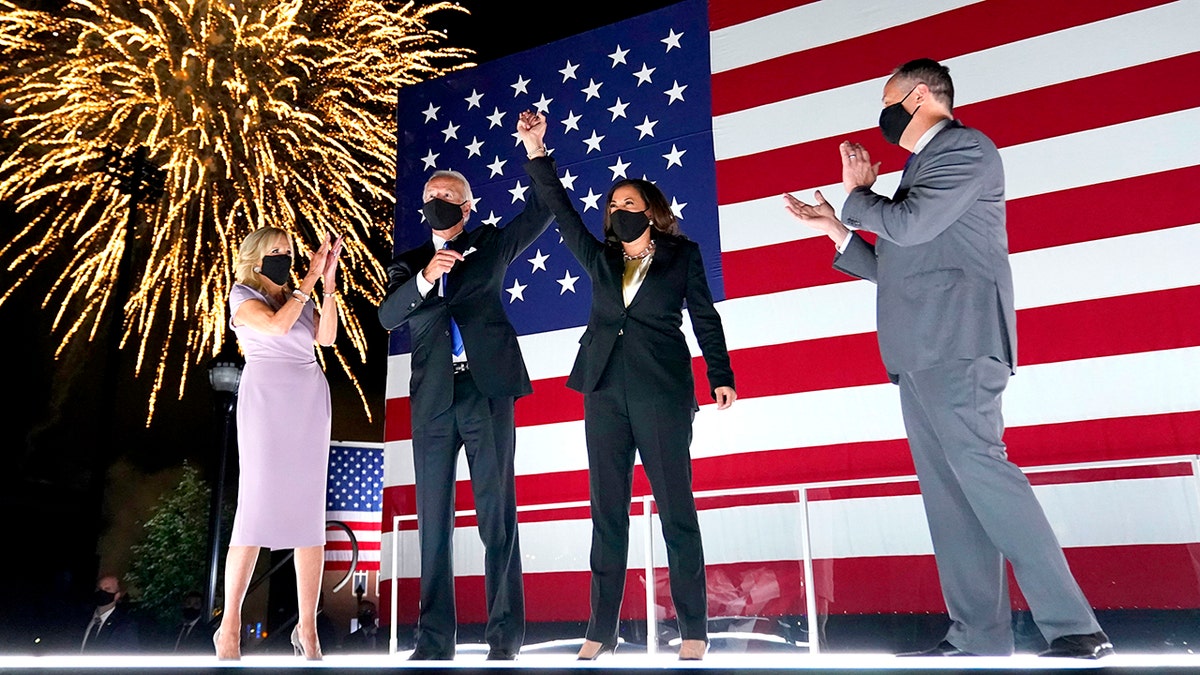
[4,644,1200,674]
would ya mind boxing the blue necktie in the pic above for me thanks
[441,242,464,357]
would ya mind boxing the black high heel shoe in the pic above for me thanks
[576,640,616,661]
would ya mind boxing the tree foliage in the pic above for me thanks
[125,462,219,628]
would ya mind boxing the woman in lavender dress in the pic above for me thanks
[214,227,343,660]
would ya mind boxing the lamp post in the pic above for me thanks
[204,341,244,621]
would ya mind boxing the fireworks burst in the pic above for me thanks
[0,0,473,422]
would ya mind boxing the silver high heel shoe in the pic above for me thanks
[213,628,240,661]
[291,625,322,660]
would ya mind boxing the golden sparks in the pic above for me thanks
[0,0,473,422]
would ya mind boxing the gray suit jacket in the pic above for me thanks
[835,120,1016,382]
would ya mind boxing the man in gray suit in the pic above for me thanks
[783,58,1112,659]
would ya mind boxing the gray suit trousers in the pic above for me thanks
[898,356,1100,655]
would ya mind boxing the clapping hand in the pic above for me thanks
[323,234,344,288]
[784,189,845,232]
[840,140,879,193]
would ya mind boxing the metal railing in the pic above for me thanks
[386,453,1200,655]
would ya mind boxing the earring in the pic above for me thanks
[253,266,261,273]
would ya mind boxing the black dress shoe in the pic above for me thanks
[1039,632,1114,659]
[486,648,517,661]
[897,640,978,657]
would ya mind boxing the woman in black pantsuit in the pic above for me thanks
[520,111,736,661]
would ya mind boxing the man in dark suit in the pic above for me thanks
[783,58,1112,659]
[340,600,386,653]
[80,574,140,653]
[172,590,215,653]
[377,111,553,661]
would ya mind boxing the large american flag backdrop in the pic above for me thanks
[378,0,1200,627]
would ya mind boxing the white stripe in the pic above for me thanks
[378,475,1200,579]
[1010,224,1200,309]
[1005,347,1200,425]
[326,530,381,543]
[717,224,1200,352]
[708,0,980,74]
[326,510,382,522]
[383,347,1200,488]
[325,550,381,562]
[720,108,1200,252]
[712,2,1200,161]
[1003,109,1200,201]
[385,326,585,399]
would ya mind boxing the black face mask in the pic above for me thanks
[93,590,116,607]
[610,209,651,243]
[879,86,919,145]
[422,198,466,231]
[258,253,292,286]
[181,607,202,622]
[358,612,377,627]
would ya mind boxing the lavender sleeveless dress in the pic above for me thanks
[228,284,331,549]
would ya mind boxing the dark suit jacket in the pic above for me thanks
[340,626,386,652]
[378,159,555,427]
[80,603,141,653]
[835,120,1016,381]
[172,619,216,653]
[527,158,734,409]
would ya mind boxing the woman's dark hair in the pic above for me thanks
[601,178,683,245]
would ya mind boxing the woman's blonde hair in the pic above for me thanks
[234,227,291,291]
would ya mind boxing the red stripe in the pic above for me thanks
[381,412,1200,520]
[721,237,852,299]
[707,0,820,32]
[715,53,1200,206]
[385,396,412,442]
[724,165,1200,299]
[1018,286,1200,365]
[326,520,382,530]
[1007,166,1200,254]
[378,543,1200,623]
[324,541,381,551]
[386,286,1200,443]
[710,0,1174,116]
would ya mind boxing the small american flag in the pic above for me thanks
[325,442,384,571]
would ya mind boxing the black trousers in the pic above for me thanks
[410,370,525,656]
[582,339,707,645]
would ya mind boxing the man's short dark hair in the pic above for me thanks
[893,58,955,111]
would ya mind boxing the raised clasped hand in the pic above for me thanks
[516,109,546,146]
[840,140,879,193]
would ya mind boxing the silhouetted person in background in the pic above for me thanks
[80,574,140,653]
[172,590,214,653]
[341,600,386,653]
